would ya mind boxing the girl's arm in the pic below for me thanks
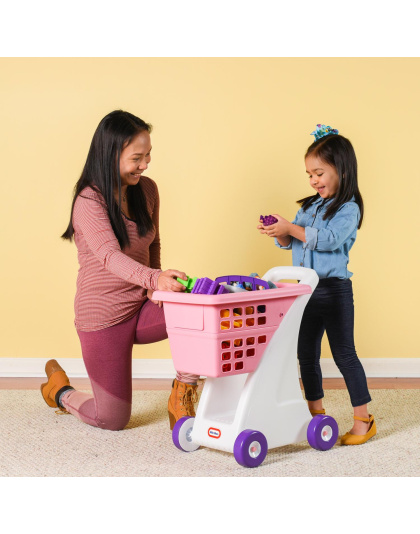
[287,222,306,243]
[259,214,306,245]
[275,235,292,247]
[305,203,360,251]
[270,204,360,250]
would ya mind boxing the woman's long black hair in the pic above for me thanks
[62,110,154,248]
[298,134,364,229]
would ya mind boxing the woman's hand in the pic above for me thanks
[257,214,291,238]
[149,270,187,306]
[147,288,162,308]
[157,270,188,292]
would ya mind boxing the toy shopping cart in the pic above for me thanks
[153,266,339,468]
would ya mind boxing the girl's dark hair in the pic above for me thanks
[298,134,364,229]
[62,110,154,248]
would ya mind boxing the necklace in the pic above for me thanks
[122,195,127,202]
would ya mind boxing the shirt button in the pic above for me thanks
[300,262,303,266]
[312,214,315,218]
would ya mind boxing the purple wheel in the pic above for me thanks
[307,415,339,451]
[172,416,200,452]
[234,429,268,468]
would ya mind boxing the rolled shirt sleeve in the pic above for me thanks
[305,203,360,252]
[275,238,292,250]
[304,226,318,250]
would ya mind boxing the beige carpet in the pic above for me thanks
[1,389,419,477]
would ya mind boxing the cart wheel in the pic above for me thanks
[234,429,268,468]
[172,416,200,452]
[307,415,339,451]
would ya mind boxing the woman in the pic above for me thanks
[41,110,200,431]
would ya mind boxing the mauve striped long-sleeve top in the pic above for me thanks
[72,177,162,332]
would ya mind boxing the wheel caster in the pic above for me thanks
[307,415,339,451]
[233,429,268,468]
[172,416,200,452]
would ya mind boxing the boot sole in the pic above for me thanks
[340,422,377,445]
[168,412,176,430]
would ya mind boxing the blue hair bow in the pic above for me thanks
[310,124,339,142]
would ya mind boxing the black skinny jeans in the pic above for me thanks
[297,277,371,408]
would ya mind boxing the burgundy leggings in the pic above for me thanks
[62,300,199,430]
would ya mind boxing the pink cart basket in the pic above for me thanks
[153,266,339,468]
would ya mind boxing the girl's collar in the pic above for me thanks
[314,194,356,205]
[314,195,333,205]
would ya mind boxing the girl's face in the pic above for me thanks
[119,130,152,187]
[305,154,340,199]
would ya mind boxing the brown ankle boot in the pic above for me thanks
[40,359,72,408]
[168,379,198,430]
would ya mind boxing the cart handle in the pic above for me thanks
[261,266,319,292]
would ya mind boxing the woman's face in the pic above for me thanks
[119,130,152,187]
[305,154,339,199]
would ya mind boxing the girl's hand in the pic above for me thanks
[258,214,291,238]
[157,270,188,292]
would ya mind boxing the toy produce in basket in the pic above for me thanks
[177,274,275,295]
[154,266,339,468]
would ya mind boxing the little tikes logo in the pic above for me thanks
[208,427,221,439]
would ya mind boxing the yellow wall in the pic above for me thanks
[1,58,419,361]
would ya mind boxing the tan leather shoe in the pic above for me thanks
[168,379,198,430]
[40,359,72,408]
[340,414,377,445]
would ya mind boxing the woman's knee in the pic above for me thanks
[96,406,132,431]
[135,300,168,344]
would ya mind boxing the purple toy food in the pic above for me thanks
[191,277,228,295]
[215,275,270,291]
[260,215,278,226]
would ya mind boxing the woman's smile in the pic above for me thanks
[119,130,152,187]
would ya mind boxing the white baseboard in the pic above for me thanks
[0,358,176,378]
[0,358,419,378]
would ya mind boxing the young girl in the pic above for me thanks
[258,124,376,445]
[41,110,200,431]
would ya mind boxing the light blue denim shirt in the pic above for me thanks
[275,196,360,279]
